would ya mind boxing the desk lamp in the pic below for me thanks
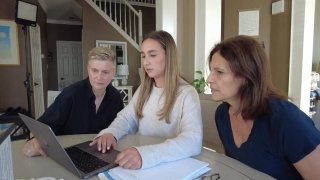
[117,65,129,86]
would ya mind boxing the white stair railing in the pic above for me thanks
[85,0,143,50]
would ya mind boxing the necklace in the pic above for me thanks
[229,107,240,120]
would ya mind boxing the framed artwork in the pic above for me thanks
[0,20,20,65]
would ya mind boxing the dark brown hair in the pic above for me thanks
[208,35,287,119]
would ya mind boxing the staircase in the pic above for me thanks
[85,0,155,50]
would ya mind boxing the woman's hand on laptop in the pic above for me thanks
[22,138,47,157]
[89,133,117,153]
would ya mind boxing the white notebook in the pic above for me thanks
[98,157,211,180]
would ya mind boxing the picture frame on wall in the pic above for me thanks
[238,9,260,37]
[0,20,20,66]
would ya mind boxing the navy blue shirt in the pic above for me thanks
[39,78,124,135]
[215,100,320,179]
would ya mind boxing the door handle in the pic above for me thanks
[34,82,39,86]
[61,77,65,80]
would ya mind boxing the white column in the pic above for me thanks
[313,1,320,68]
[195,0,221,82]
[156,0,177,42]
[289,0,315,114]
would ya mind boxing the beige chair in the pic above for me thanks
[47,90,61,107]
[200,96,224,153]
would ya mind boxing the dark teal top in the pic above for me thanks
[215,100,320,179]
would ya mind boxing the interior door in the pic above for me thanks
[57,41,82,90]
[29,25,44,119]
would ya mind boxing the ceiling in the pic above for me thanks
[38,0,82,24]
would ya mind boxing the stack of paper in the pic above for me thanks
[98,158,211,180]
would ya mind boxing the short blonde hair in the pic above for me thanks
[88,47,115,62]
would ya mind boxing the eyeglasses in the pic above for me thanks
[200,173,220,180]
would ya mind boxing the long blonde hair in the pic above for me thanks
[135,30,180,123]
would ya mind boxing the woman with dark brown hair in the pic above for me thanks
[208,35,320,179]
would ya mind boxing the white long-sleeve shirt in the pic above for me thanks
[97,81,203,169]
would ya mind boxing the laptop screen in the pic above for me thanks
[0,124,15,180]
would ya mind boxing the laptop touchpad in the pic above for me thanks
[73,141,119,163]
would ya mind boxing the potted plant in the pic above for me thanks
[192,70,208,93]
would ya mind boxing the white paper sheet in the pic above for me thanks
[239,10,259,36]
[99,158,211,180]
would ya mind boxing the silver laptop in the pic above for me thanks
[19,113,119,179]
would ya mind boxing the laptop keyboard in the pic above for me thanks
[65,146,109,174]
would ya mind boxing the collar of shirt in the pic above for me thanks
[83,77,112,102]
